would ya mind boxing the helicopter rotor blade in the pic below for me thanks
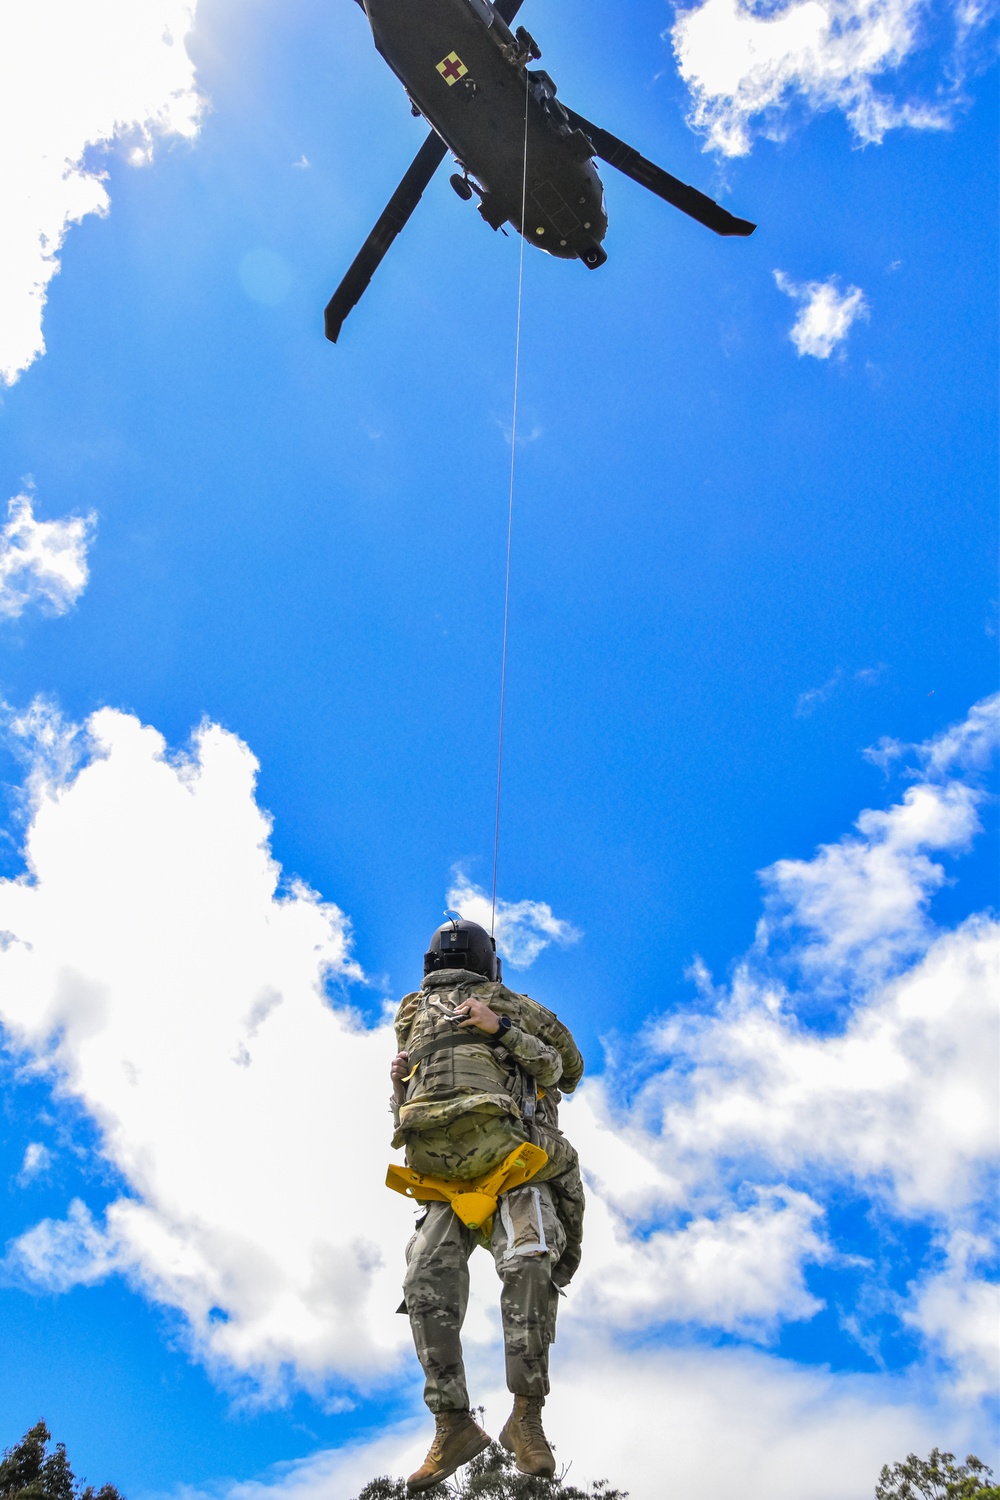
[325,129,449,343]
[562,107,756,238]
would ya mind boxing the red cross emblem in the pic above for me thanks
[436,52,468,85]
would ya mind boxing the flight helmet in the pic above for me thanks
[424,918,501,982]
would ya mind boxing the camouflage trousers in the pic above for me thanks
[403,1182,567,1413]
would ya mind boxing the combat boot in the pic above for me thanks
[499,1395,556,1477]
[406,1409,491,1493]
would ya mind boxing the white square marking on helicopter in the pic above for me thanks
[437,52,468,85]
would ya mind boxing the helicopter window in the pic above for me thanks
[462,0,495,27]
[527,70,558,102]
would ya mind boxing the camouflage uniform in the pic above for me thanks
[393,968,585,1412]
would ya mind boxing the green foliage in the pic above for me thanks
[352,1439,627,1500]
[0,1424,124,1500]
[876,1450,1000,1500]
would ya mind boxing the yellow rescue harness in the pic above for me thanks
[386,1141,548,1233]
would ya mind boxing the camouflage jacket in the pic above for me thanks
[391,968,584,1180]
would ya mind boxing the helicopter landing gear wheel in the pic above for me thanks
[515,25,541,60]
[450,173,474,201]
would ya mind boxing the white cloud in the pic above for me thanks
[564,919,999,1392]
[557,702,999,1393]
[0,0,204,384]
[567,1180,828,1337]
[541,1340,989,1500]
[0,493,95,618]
[758,781,982,989]
[796,669,844,716]
[867,691,1000,779]
[795,666,886,716]
[904,1232,1000,1402]
[924,691,1000,775]
[576,914,998,1226]
[446,870,581,969]
[774,271,870,358]
[11,1196,121,1283]
[0,706,412,1397]
[670,0,984,157]
[184,1336,990,1500]
[15,1140,53,1185]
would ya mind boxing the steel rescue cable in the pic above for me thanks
[490,72,531,941]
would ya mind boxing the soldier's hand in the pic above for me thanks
[390,1051,411,1082]
[454,998,501,1034]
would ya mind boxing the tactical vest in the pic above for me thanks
[393,981,523,1179]
[406,981,514,1103]
[394,975,585,1182]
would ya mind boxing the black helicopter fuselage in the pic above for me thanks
[326,0,754,340]
[361,0,609,263]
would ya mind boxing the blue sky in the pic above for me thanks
[0,0,996,1496]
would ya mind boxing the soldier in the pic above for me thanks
[390,918,586,1494]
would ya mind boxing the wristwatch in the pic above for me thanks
[496,1015,513,1039]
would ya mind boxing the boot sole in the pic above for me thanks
[498,1424,555,1477]
[512,1459,557,1478]
[406,1428,492,1493]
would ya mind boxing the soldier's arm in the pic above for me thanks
[510,992,585,1094]
[502,1025,564,1088]
[393,990,421,1052]
[389,1050,410,1133]
[549,1020,584,1093]
[390,993,420,1136]
[456,996,565,1088]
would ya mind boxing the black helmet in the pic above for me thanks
[424,918,502,982]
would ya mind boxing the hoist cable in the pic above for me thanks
[491,75,531,940]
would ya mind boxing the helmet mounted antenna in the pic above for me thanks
[424,917,502,984]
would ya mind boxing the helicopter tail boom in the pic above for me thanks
[562,108,756,239]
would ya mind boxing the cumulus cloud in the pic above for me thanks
[185,1336,988,1500]
[0,493,95,618]
[0,705,411,1398]
[446,870,581,969]
[670,0,989,157]
[576,914,997,1224]
[904,1231,1000,1401]
[774,271,870,358]
[560,700,998,1395]
[867,692,1000,779]
[567,1180,828,1338]
[561,924,992,1355]
[15,1141,53,1186]
[0,0,204,384]
[758,784,983,991]
[11,1196,122,1284]
[524,1339,988,1500]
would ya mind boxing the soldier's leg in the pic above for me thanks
[532,1130,586,1289]
[491,1182,567,1398]
[403,1202,477,1412]
[548,1163,586,1288]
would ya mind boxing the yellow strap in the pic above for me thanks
[386,1141,548,1231]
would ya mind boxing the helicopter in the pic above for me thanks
[325,0,756,343]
